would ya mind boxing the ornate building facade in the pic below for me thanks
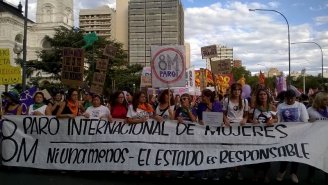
[0,0,73,65]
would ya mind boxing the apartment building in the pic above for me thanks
[128,0,184,67]
[79,6,116,39]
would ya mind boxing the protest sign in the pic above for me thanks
[96,59,108,71]
[203,112,223,126]
[151,45,185,88]
[90,83,103,95]
[61,48,84,87]
[92,72,106,86]
[0,48,22,85]
[210,59,232,75]
[103,45,117,57]
[140,67,151,87]
[201,45,217,59]
[186,67,195,88]
[2,116,328,173]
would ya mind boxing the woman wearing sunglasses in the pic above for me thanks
[175,93,197,123]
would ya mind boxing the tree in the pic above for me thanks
[32,26,143,93]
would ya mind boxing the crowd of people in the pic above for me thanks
[1,83,328,183]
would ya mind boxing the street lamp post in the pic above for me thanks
[291,41,324,80]
[249,8,291,89]
[22,0,29,92]
[301,68,306,94]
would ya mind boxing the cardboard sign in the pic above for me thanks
[201,45,217,59]
[92,72,106,86]
[210,59,232,74]
[103,45,117,57]
[61,48,84,87]
[140,67,152,87]
[96,59,108,71]
[90,83,103,95]
[151,45,186,88]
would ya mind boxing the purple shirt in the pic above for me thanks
[197,100,223,121]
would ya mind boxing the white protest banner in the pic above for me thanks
[151,45,185,88]
[1,115,328,173]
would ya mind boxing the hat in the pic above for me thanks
[285,89,296,98]
[3,91,20,103]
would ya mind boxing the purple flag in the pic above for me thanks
[20,86,38,115]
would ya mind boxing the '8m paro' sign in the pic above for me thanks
[151,46,185,87]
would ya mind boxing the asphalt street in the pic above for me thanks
[0,163,327,185]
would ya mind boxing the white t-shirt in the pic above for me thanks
[277,101,309,122]
[126,104,153,119]
[85,105,110,119]
[222,98,249,123]
[307,106,328,121]
[28,104,47,115]
[251,108,277,124]
[155,105,175,120]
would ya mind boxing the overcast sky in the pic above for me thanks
[7,0,328,76]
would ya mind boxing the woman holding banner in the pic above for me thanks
[307,92,328,121]
[154,89,175,121]
[223,83,249,126]
[306,92,328,183]
[27,91,52,116]
[83,94,112,121]
[276,89,309,183]
[196,89,223,180]
[48,90,63,115]
[175,93,197,123]
[196,89,223,125]
[249,88,278,183]
[56,88,83,118]
[1,90,22,116]
[126,91,156,124]
[222,83,249,181]
[110,91,128,119]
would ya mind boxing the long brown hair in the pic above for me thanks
[132,91,151,111]
[230,83,243,110]
[158,89,174,105]
[255,88,272,110]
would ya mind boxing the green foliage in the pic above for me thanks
[231,66,252,81]
[292,75,321,92]
[34,26,85,79]
[34,26,143,93]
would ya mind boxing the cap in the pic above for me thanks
[3,91,20,103]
